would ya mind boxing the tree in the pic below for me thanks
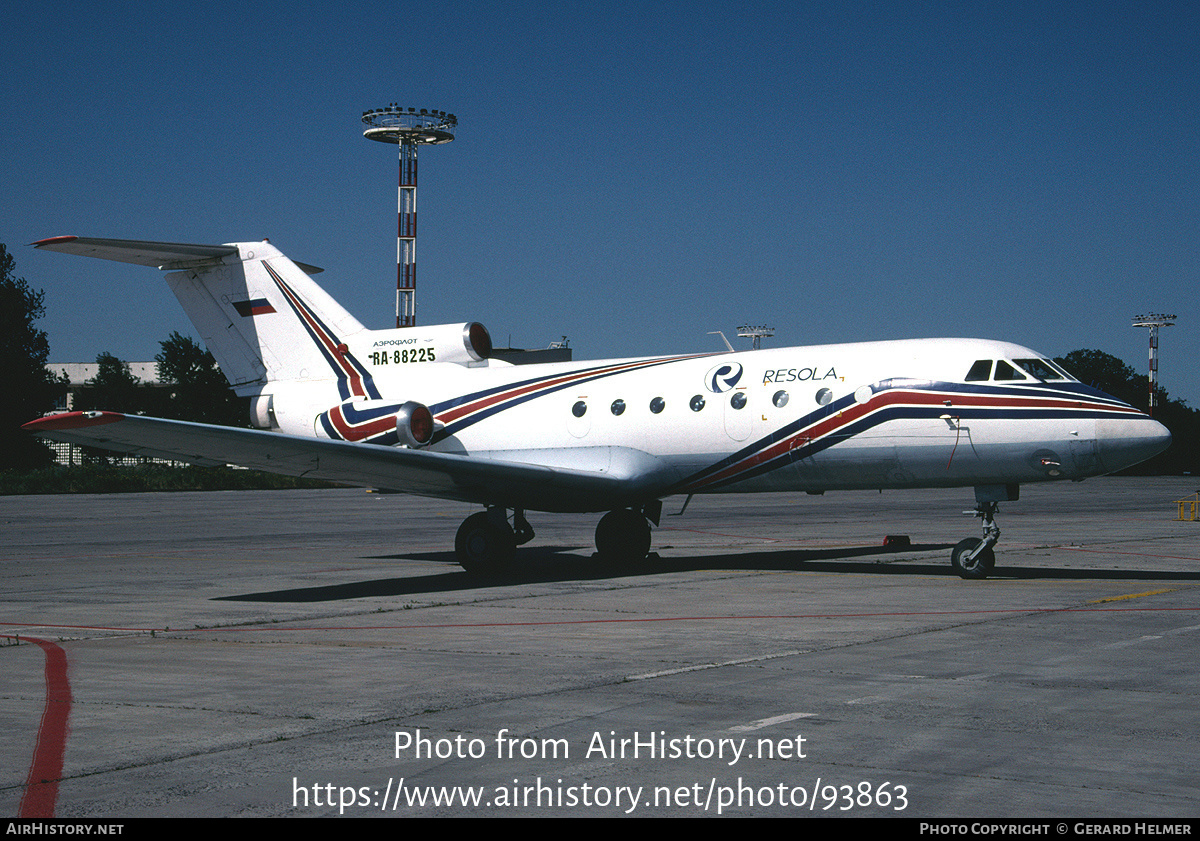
[0,244,63,470]
[155,332,247,426]
[1057,349,1200,475]
[1055,349,1145,409]
[74,352,152,414]
[70,353,159,465]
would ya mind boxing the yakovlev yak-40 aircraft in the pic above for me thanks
[27,236,1171,579]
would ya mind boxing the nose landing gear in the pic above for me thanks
[951,485,1017,580]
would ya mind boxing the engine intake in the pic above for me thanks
[395,401,435,448]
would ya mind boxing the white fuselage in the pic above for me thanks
[270,335,1168,510]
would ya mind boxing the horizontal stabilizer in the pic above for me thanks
[24,412,667,512]
[32,236,323,274]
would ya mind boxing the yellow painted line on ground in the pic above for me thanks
[1086,588,1178,605]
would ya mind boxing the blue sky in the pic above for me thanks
[6,1,1198,405]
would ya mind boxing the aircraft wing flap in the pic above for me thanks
[23,412,667,512]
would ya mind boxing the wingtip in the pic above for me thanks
[23,411,125,431]
[31,235,79,248]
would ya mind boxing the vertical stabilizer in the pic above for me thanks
[163,241,372,396]
[33,235,380,399]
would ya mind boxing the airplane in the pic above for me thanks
[25,235,1172,579]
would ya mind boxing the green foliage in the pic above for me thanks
[1056,350,1145,408]
[74,352,152,414]
[0,464,340,495]
[0,244,63,469]
[1057,349,1200,475]
[155,332,248,426]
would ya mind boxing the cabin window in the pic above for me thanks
[690,394,706,412]
[815,387,833,406]
[965,360,992,381]
[650,397,665,414]
[610,399,626,416]
[572,401,587,418]
[773,390,789,408]
[730,392,747,410]
[993,360,1027,381]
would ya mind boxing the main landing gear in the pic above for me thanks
[454,508,535,575]
[950,485,1017,580]
[453,503,660,575]
[594,508,653,565]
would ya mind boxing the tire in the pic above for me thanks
[595,509,652,565]
[950,537,995,580]
[455,512,516,575]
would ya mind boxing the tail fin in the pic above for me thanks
[34,236,371,396]
[33,235,494,413]
[163,241,371,395]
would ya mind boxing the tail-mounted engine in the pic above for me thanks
[394,401,434,448]
[357,322,492,367]
[317,399,437,448]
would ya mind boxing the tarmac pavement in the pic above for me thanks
[2,476,1197,817]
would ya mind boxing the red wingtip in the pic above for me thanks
[30,236,79,247]
[23,411,125,431]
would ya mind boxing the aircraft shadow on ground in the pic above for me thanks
[216,543,944,602]
[213,541,1200,603]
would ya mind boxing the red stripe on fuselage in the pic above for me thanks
[263,263,369,399]
[326,404,396,441]
[684,387,1140,491]
[438,355,704,425]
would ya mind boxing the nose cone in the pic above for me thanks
[1096,417,1172,473]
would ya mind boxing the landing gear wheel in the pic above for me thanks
[951,537,995,580]
[455,512,516,575]
[595,509,652,565]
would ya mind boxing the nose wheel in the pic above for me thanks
[951,500,1000,579]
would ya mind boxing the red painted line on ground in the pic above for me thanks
[7,600,1200,641]
[3,636,72,818]
[216,606,1200,630]
[2,622,156,632]
[11,605,1196,637]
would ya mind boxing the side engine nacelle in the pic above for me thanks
[316,399,436,448]
[394,401,434,449]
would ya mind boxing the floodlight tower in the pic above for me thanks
[362,105,457,327]
[1132,312,1176,416]
[737,324,775,350]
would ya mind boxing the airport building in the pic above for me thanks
[42,361,167,465]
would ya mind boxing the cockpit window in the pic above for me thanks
[1013,358,1073,382]
[993,360,1027,381]
[967,357,1077,383]
[965,360,992,381]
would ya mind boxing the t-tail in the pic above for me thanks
[32,236,493,429]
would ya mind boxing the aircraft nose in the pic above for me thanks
[1096,417,1172,473]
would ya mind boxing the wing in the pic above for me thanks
[23,412,668,513]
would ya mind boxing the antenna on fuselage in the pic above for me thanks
[708,331,734,352]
